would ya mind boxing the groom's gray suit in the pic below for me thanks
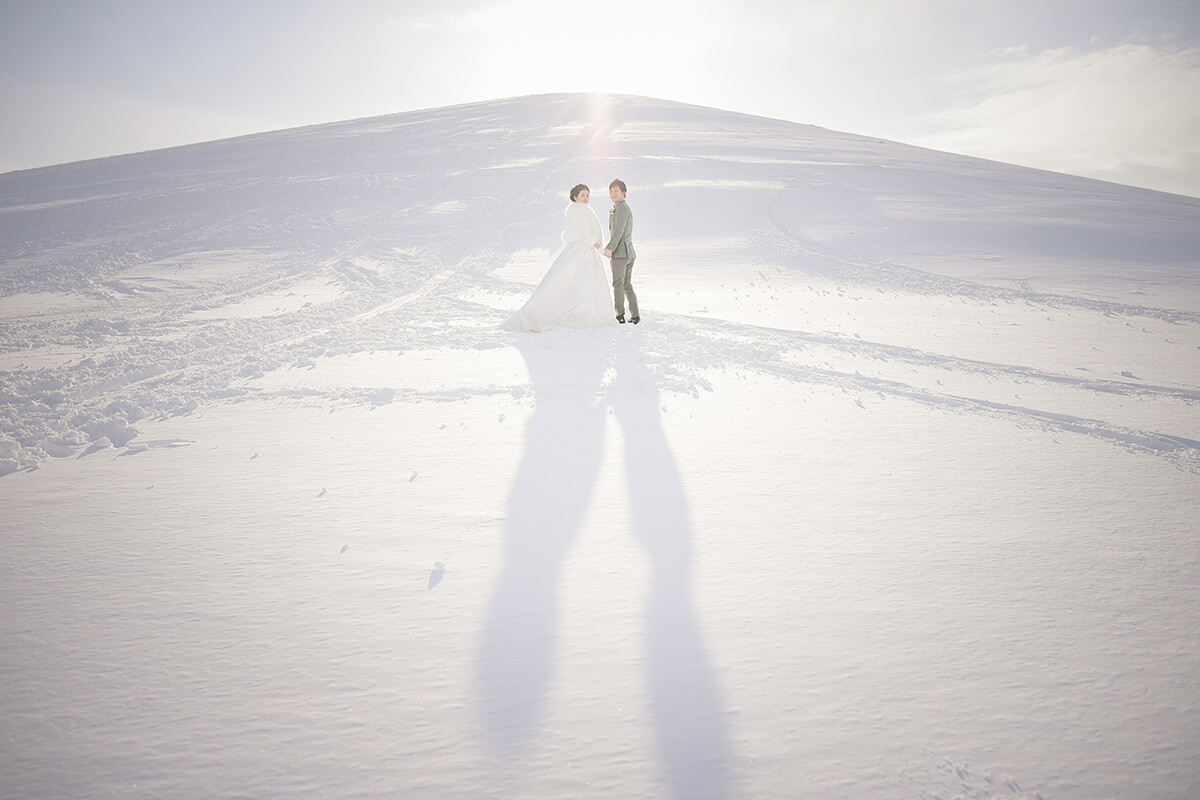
[606,198,639,319]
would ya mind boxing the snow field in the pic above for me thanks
[3,93,1199,798]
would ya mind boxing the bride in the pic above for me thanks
[504,184,617,332]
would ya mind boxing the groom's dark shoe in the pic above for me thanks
[630,316,640,324]
[616,314,626,324]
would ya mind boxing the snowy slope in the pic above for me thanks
[1,93,1198,799]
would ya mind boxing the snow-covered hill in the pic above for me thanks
[2,94,1198,799]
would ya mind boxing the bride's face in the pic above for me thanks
[575,189,590,204]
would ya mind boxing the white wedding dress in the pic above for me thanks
[504,201,617,332]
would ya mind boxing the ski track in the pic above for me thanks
[5,264,1196,475]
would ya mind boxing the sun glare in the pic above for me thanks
[463,0,720,102]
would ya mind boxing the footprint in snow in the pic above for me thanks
[340,544,349,554]
[409,471,417,482]
[79,438,113,458]
[317,487,327,498]
[428,561,445,589]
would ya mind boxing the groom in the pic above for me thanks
[604,179,639,324]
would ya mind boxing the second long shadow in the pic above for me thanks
[476,329,733,798]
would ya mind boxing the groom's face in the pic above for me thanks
[609,185,625,203]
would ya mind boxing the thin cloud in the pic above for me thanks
[910,43,1200,197]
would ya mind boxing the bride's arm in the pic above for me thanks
[585,206,603,248]
[560,204,578,246]
[561,203,594,247]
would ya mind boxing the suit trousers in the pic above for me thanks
[610,256,638,318]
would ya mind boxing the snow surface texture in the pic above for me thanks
[1,93,1198,799]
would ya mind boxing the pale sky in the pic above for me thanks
[3,0,1199,197]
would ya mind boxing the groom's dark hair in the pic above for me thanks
[609,179,627,194]
[570,183,589,201]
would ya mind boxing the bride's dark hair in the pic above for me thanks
[569,183,589,201]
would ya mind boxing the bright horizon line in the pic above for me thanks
[3,90,1197,201]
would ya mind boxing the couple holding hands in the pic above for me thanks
[506,179,638,332]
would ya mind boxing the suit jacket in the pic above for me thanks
[606,199,636,261]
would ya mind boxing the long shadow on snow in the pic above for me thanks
[475,327,733,799]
